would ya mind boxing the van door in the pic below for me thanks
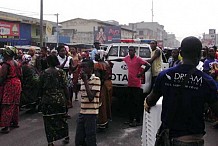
[161,50,169,70]
[108,45,129,86]
[139,46,152,93]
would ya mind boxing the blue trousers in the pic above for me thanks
[75,114,97,146]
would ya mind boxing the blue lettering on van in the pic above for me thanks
[111,73,128,81]
[121,64,128,70]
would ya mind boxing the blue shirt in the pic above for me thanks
[153,64,218,138]
[91,48,97,60]
[203,58,218,73]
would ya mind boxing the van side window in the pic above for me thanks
[108,46,118,56]
[120,46,129,57]
[139,47,151,58]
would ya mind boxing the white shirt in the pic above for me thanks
[57,55,72,68]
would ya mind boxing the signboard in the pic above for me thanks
[209,29,216,34]
[0,21,20,36]
[94,26,121,44]
[209,29,216,46]
[46,22,53,36]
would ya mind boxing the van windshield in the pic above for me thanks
[139,47,151,58]
[108,46,118,56]
[120,46,129,57]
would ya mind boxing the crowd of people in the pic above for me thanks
[0,42,114,146]
[1,37,218,146]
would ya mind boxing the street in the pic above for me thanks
[0,97,218,146]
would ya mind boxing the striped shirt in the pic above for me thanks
[80,74,101,114]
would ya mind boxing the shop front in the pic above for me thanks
[0,20,31,47]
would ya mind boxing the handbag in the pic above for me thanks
[154,67,197,146]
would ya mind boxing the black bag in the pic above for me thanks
[155,127,170,146]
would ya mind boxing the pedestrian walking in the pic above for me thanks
[70,46,81,102]
[75,59,101,146]
[91,41,100,60]
[168,48,181,68]
[144,36,218,146]
[0,46,22,133]
[94,50,113,130]
[203,46,218,127]
[35,46,49,74]
[39,55,70,146]
[20,54,39,112]
[57,45,74,117]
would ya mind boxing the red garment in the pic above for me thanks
[0,104,19,127]
[105,61,113,80]
[72,53,81,92]
[123,55,148,88]
[0,61,22,127]
[72,66,81,92]
[1,61,22,104]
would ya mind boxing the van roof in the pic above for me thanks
[108,43,150,47]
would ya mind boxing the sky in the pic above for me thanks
[0,0,217,42]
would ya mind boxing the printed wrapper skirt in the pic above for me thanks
[43,114,69,143]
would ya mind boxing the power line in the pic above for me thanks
[0,6,38,14]
[0,6,58,18]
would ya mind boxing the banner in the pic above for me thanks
[0,21,20,36]
[94,26,121,44]
[46,22,53,36]
[209,29,216,46]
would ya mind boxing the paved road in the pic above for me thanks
[0,98,218,146]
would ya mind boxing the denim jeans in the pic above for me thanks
[75,114,97,146]
[171,139,204,146]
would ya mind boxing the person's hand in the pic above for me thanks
[137,73,142,78]
[144,99,150,113]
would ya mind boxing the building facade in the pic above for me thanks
[59,18,134,44]
[0,11,70,48]
[122,21,180,48]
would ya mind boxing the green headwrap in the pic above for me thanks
[4,46,18,57]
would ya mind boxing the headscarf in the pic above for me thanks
[4,46,18,57]
[22,54,32,62]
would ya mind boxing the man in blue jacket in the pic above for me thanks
[144,36,218,146]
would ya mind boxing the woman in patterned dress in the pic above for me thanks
[20,54,39,112]
[0,46,22,133]
[39,55,70,146]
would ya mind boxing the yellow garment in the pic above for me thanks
[178,53,183,61]
[151,48,162,77]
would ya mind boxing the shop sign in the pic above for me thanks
[0,21,20,36]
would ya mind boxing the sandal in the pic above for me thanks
[62,136,70,144]
[48,143,54,146]
[1,127,10,134]
[10,123,19,128]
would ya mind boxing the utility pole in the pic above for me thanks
[40,0,43,47]
[151,0,154,22]
[55,13,59,47]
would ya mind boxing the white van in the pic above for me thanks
[106,43,169,94]
[106,43,153,94]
